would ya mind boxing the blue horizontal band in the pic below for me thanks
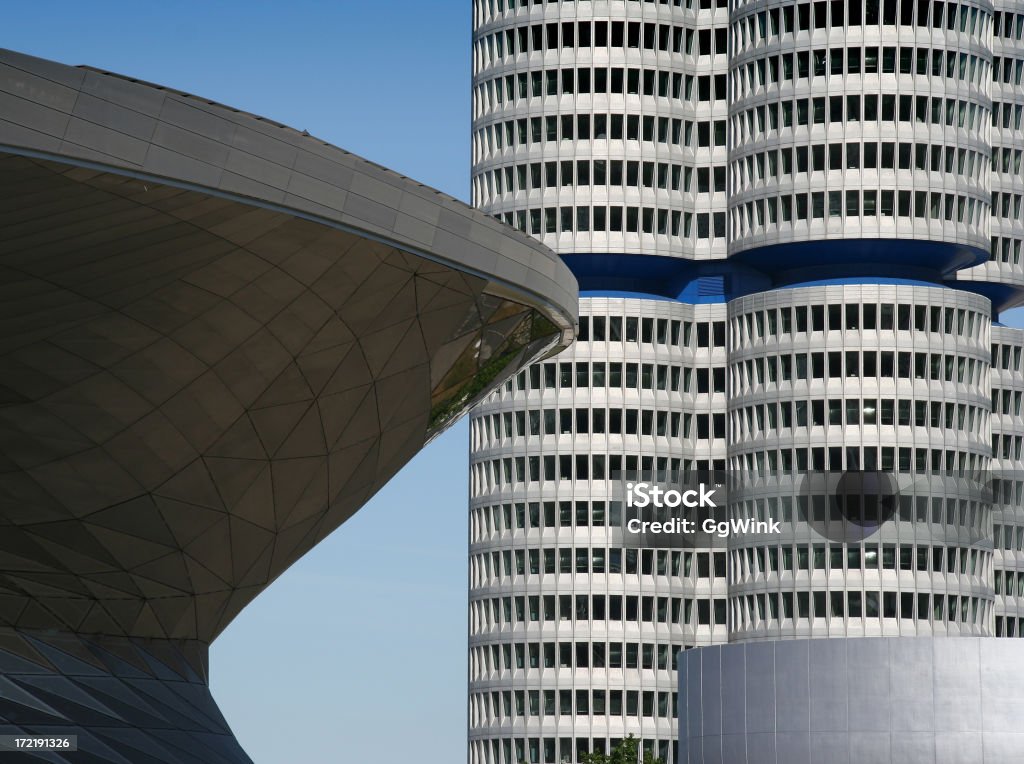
[731,239,989,277]
[561,239,1021,308]
[951,280,1024,318]
[562,254,769,303]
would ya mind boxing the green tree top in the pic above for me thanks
[577,735,665,764]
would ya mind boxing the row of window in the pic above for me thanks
[995,570,1024,597]
[472,450,998,489]
[478,407,725,445]
[993,54,1024,87]
[476,143,989,209]
[994,524,1024,553]
[991,193,1023,223]
[733,590,990,628]
[993,434,1024,462]
[732,188,987,234]
[733,541,987,579]
[474,500,712,538]
[994,616,1024,638]
[991,480,1024,508]
[474,113,725,159]
[729,445,988,473]
[481,361,724,424]
[734,94,989,156]
[472,500,619,535]
[473,113,727,163]
[734,491,988,531]
[472,549,993,614]
[470,448,726,491]
[491,350,995,415]
[475,62,994,128]
[992,146,1024,175]
[474,19,726,64]
[490,364,725,412]
[471,685,677,721]
[578,314,725,346]
[475,156,726,197]
[993,9,1024,40]
[471,547,724,581]
[475,67,729,112]
[733,398,988,436]
[469,737,670,764]
[732,302,986,341]
[498,204,728,239]
[472,451,996,487]
[993,342,1024,372]
[481,400,989,455]
[510,361,723,396]
[471,487,998,540]
[475,147,1002,246]
[473,595,729,636]
[730,351,988,389]
[733,139,988,189]
[471,444,727,496]
[472,79,1017,160]
[483,373,722,425]
[472,541,988,593]
[470,0,1005,38]
[476,451,726,480]
[476,0,720,18]
[506,323,725,374]
[473,13,1010,89]
[471,592,719,632]
[733,0,989,41]
[992,101,1024,131]
[733,46,990,97]
[990,236,1024,267]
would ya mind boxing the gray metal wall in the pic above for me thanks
[678,637,1024,764]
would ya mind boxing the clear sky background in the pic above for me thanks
[5,3,1024,763]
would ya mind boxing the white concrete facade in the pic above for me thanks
[468,1,1024,762]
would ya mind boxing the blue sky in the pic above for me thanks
[5,3,1024,762]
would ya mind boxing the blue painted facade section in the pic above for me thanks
[731,238,989,277]
[580,290,680,302]
[949,280,1024,319]
[562,253,770,303]
[562,239,1022,308]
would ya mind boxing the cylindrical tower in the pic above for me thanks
[956,0,1024,314]
[470,0,732,761]
[725,284,994,643]
[469,1,1024,762]
[471,0,729,259]
[468,298,729,764]
[991,324,1024,639]
[727,0,992,272]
